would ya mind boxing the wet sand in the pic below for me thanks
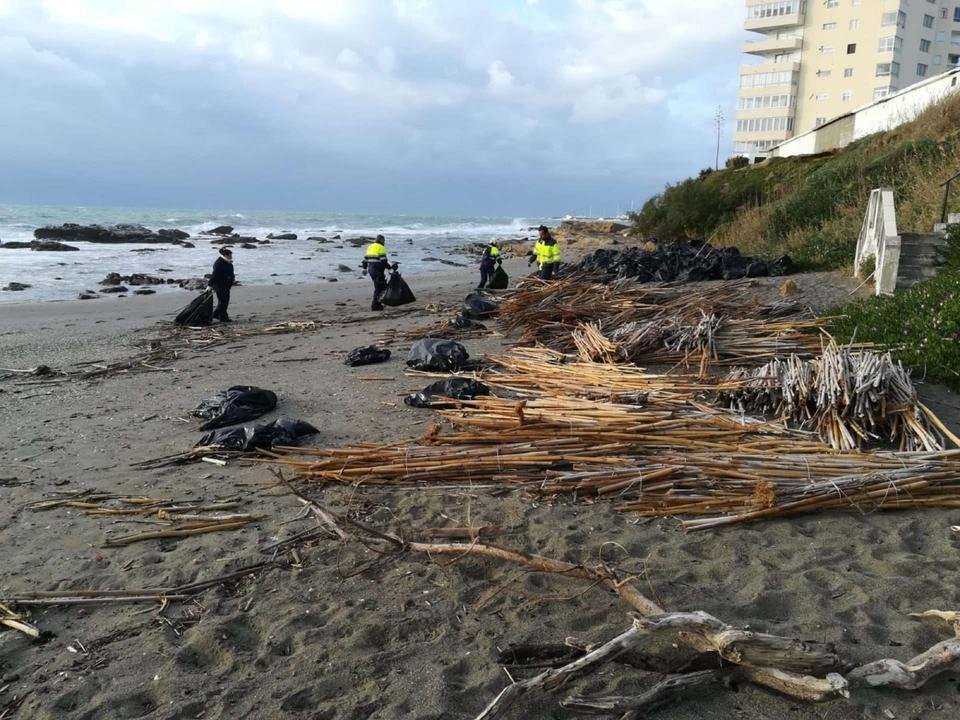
[2,265,960,720]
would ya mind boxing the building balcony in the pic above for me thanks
[745,13,804,33]
[740,60,801,76]
[742,36,802,56]
[735,105,796,119]
[733,128,793,142]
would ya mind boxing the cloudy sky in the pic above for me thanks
[0,0,745,216]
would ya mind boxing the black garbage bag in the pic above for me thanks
[487,265,509,290]
[404,378,490,408]
[451,315,487,331]
[462,293,497,319]
[745,261,769,278]
[345,346,391,367]
[174,290,214,326]
[768,255,794,276]
[196,416,319,451]
[407,338,469,371]
[192,385,278,430]
[380,270,416,307]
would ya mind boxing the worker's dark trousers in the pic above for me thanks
[540,262,557,281]
[212,284,231,320]
[369,268,387,310]
[478,260,494,289]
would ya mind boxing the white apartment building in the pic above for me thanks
[735,0,960,159]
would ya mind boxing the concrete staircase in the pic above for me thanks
[895,232,948,289]
[855,190,953,295]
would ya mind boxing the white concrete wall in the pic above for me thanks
[853,72,960,140]
[770,68,960,158]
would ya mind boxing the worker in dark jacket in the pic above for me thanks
[209,247,235,322]
[361,234,389,311]
[477,241,501,289]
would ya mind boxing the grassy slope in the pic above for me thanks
[630,92,960,389]
[630,92,960,270]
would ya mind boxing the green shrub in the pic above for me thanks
[829,225,960,389]
[725,156,750,170]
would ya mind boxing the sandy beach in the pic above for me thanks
[3,261,960,720]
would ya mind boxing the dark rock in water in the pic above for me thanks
[258,239,270,244]
[129,247,162,253]
[2,282,30,291]
[299,257,311,260]
[328,278,338,282]
[332,234,341,239]
[345,236,373,247]
[209,225,234,235]
[240,243,257,249]
[134,288,156,295]
[308,237,330,243]
[2,240,79,251]
[158,268,173,272]
[422,257,467,267]
[209,237,236,245]
[267,232,297,240]
[101,272,174,286]
[336,264,353,272]
[174,241,195,248]
[101,285,129,294]
[78,292,99,300]
[178,278,208,291]
[158,228,190,240]
[34,223,189,245]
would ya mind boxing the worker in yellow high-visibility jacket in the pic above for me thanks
[528,225,561,280]
[361,234,389,311]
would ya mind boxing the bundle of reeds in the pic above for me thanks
[720,343,958,451]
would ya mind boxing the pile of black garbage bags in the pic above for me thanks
[571,242,793,282]
[192,385,317,451]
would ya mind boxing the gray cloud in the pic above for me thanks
[0,0,744,216]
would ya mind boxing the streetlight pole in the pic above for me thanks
[714,106,725,171]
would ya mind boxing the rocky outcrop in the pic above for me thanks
[2,282,31,291]
[267,232,297,240]
[100,286,129,294]
[208,225,234,235]
[1,240,79,251]
[33,223,193,246]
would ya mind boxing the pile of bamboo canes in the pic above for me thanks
[720,342,958,451]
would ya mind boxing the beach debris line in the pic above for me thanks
[0,603,39,639]
[720,342,959,452]
[404,377,490,408]
[192,385,278,430]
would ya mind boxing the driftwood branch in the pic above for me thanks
[561,669,721,716]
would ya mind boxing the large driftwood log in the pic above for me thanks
[848,635,960,690]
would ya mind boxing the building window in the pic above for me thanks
[740,70,799,88]
[735,116,794,133]
[845,43,856,54]
[878,36,902,52]
[815,117,827,128]
[875,62,900,77]
[747,2,801,20]
[934,55,943,65]
[923,14,935,29]
[822,22,836,30]
[816,69,832,77]
[819,45,834,54]
[825,0,838,7]
[844,67,854,77]
[873,87,891,100]
[920,39,931,52]
[942,8,950,20]
[917,63,929,76]
[841,91,852,102]
[950,53,960,66]
[849,19,860,30]
[954,7,960,22]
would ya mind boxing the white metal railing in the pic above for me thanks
[854,188,900,296]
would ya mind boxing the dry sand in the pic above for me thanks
[2,263,960,720]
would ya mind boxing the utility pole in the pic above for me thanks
[714,106,725,171]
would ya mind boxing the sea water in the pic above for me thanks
[0,205,549,304]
